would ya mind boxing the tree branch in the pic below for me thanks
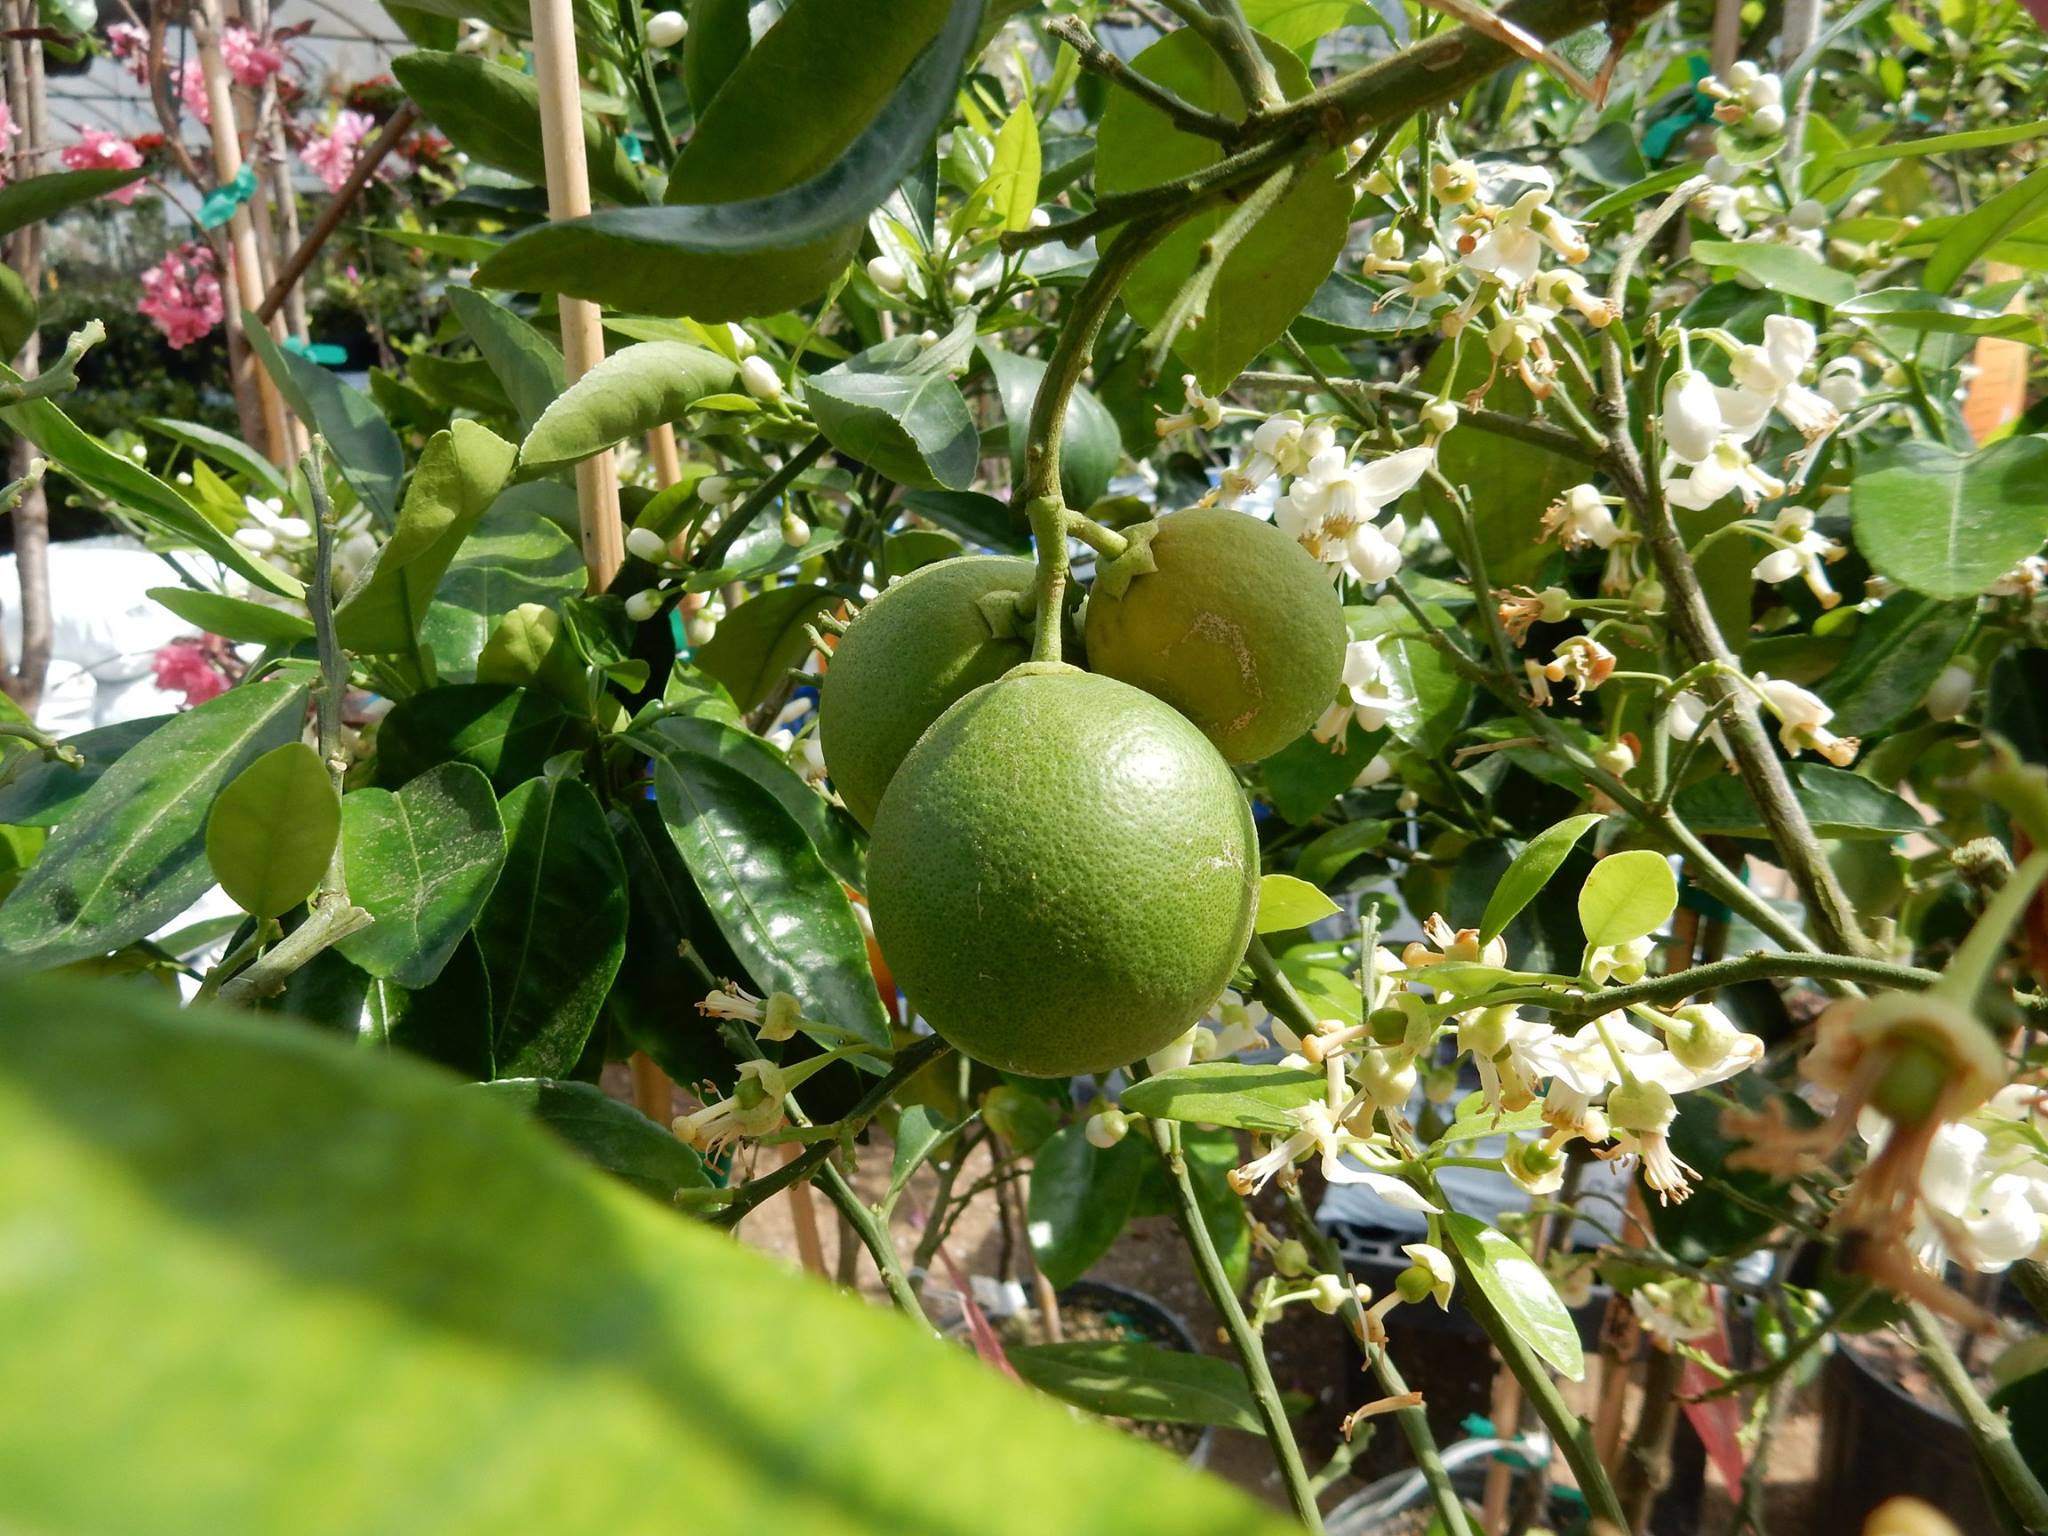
[1045,15,1238,140]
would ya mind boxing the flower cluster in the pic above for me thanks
[1660,317,1839,510]
[138,243,225,350]
[301,109,378,195]
[221,24,289,89]
[61,131,146,204]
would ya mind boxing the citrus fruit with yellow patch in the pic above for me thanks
[867,664,1257,1077]
[818,556,1038,829]
[1083,506,1345,763]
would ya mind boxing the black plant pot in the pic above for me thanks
[1815,1341,1999,1536]
[1054,1278,1219,1471]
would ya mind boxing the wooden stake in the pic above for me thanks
[781,1144,831,1277]
[646,423,684,488]
[528,0,623,589]
[192,0,291,465]
[629,1052,673,1123]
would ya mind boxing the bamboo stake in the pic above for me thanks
[527,0,623,589]
[781,1144,831,1277]
[646,423,683,488]
[190,0,291,464]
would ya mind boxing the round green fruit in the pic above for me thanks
[818,556,1037,829]
[1083,506,1346,763]
[867,664,1258,1078]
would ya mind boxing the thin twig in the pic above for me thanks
[1045,15,1238,140]
[256,101,419,324]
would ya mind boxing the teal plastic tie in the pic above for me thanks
[196,164,259,230]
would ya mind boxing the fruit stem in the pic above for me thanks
[1061,510,1129,562]
[1026,495,1070,665]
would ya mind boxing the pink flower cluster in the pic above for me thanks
[301,109,376,195]
[221,24,287,88]
[152,636,232,706]
[179,58,211,125]
[139,243,225,350]
[0,100,17,188]
[107,21,150,83]
[61,130,145,204]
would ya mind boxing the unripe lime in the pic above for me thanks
[867,665,1258,1077]
[1083,506,1346,763]
[818,556,1036,829]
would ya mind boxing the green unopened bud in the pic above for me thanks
[1608,1078,1676,1136]
[1085,1109,1130,1149]
[1370,1007,1409,1046]
[1274,1239,1311,1278]
[1396,1264,1437,1304]
[761,991,804,1041]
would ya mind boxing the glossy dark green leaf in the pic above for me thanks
[1690,239,1856,305]
[1673,761,1926,840]
[1027,1124,1146,1289]
[1837,287,2047,346]
[0,715,169,828]
[1819,593,1971,736]
[1444,1212,1584,1380]
[147,587,315,648]
[1100,31,1353,393]
[376,684,578,791]
[0,973,1297,1536]
[471,0,981,319]
[807,329,979,492]
[1260,722,1383,825]
[0,168,145,239]
[445,287,566,434]
[693,583,838,712]
[1480,814,1605,944]
[205,743,341,919]
[244,321,406,529]
[900,489,1029,554]
[0,368,298,597]
[1293,818,1391,888]
[643,738,888,1049]
[979,344,1119,511]
[362,932,496,1078]
[1292,275,1453,344]
[0,681,309,968]
[1120,1063,1326,1134]
[474,775,628,1078]
[420,499,586,679]
[481,1077,707,1201]
[0,264,37,361]
[520,342,736,472]
[683,0,751,112]
[336,762,507,988]
[143,417,291,498]
[336,421,520,657]
[392,51,647,208]
[1851,437,2048,601]
[630,714,863,888]
[1010,1341,1264,1431]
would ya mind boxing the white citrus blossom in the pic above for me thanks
[1314,638,1410,744]
[1630,1278,1720,1345]
[1277,444,1432,564]
[1156,373,1226,439]
[1085,1109,1130,1149]
[1606,1078,1698,1204]
[1228,1097,1440,1210]
[1751,505,1844,608]
[1661,367,1724,463]
[1861,1110,2048,1274]
[1214,414,1336,506]
[1715,317,1840,441]
[1540,483,1622,551]
[1664,436,1788,510]
[674,1059,789,1154]
[1196,989,1272,1060]
[1753,672,1860,764]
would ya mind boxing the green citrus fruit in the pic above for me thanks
[1083,506,1346,763]
[818,556,1037,829]
[867,664,1258,1077]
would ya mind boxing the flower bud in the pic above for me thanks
[1420,398,1459,435]
[1788,198,1827,231]
[685,611,718,647]
[1750,103,1786,135]
[866,255,908,294]
[779,506,811,548]
[625,525,668,563]
[1085,1109,1129,1149]
[644,8,686,46]
[740,355,783,404]
[1273,1239,1310,1278]
[1667,1003,1740,1072]
[726,322,756,357]
[625,587,665,622]
[697,474,734,506]
[1430,158,1479,206]
[1309,1274,1353,1314]
[1370,225,1405,263]
[1924,662,1973,722]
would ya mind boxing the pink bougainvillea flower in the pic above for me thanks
[138,243,225,349]
[0,101,17,187]
[153,636,232,705]
[61,130,146,204]
[220,24,288,88]
[300,109,376,194]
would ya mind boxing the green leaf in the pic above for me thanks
[1292,275,1454,344]
[335,762,507,989]
[244,321,406,530]
[421,495,587,680]
[142,416,290,498]
[205,743,341,919]
[147,587,315,648]
[1838,287,2046,346]
[0,974,1296,1535]
[807,336,979,492]
[369,227,503,262]
[1672,761,1925,840]
[391,51,647,207]
[336,421,520,656]
[683,0,751,113]
[376,684,578,792]
[693,583,839,713]
[444,287,566,434]
[472,0,981,320]
[1254,872,1339,934]
[885,1102,967,1209]
[979,344,1120,512]
[1027,1124,1146,1289]
[0,168,145,239]
[1813,119,2048,175]
[0,716,169,828]
[1349,603,1469,754]
[520,342,736,473]
[1100,31,1353,393]
[475,603,587,710]
[1120,1062,1325,1134]
[1688,240,1856,306]
[0,681,309,968]
[1924,161,2048,294]
[631,714,863,888]
[1440,1095,1546,1146]
[1260,722,1384,824]
[1819,593,1971,737]
[1576,848,1677,949]
[899,489,1029,554]
[361,933,495,1077]
[1010,1340,1265,1431]
[474,775,628,1077]
[0,264,36,363]
[1182,1124,1251,1292]
[1444,1212,1584,1380]
[480,1077,707,1201]
[1294,818,1391,888]
[984,102,1042,232]
[1240,0,1378,53]
[641,737,890,1050]
[0,370,299,597]
[1851,437,2048,601]
[1480,814,1605,944]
